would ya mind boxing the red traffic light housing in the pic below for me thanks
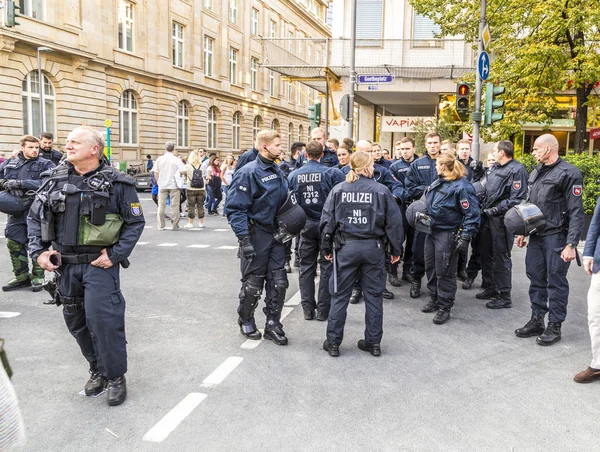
[456,83,470,113]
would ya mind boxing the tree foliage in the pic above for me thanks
[411,0,600,151]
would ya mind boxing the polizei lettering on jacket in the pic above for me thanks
[341,192,373,203]
[261,174,278,183]
[298,173,322,184]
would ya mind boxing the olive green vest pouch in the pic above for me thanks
[78,214,124,246]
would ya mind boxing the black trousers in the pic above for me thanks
[327,240,385,346]
[298,220,333,314]
[525,233,571,323]
[59,263,127,380]
[465,231,483,280]
[411,231,426,279]
[425,231,459,311]
[480,216,514,293]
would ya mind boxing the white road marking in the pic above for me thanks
[200,357,243,388]
[137,242,149,246]
[279,306,294,321]
[0,312,21,318]
[157,243,178,247]
[215,246,238,250]
[144,226,154,229]
[284,289,302,306]
[142,393,207,443]
[214,229,229,232]
[241,330,264,349]
[187,244,211,248]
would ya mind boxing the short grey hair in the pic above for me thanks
[73,126,105,150]
[165,142,175,152]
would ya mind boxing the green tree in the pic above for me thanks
[411,0,600,152]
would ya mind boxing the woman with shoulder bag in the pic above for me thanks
[182,150,206,229]
[206,155,223,215]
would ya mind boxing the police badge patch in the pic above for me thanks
[573,185,582,196]
[513,181,521,190]
[461,199,469,209]
[130,202,143,216]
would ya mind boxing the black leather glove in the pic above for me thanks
[320,233,333,260]
[483,207,499,217]
[470,160,483,171]
[237,235,255,260]
[0,179,7,191]
[455,237,470,253]
[6,180,24,197]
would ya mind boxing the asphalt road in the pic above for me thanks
[0,195,598,452]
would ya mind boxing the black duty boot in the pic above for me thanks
[238,318,262,340]
[303,309,315,320]
[382,288,394,300]
[323,339,339,357]
[106,376,127,406]
[536,322,562,346]
[462,278,474,290]
[433,309,451,325]
[264,319,288,345]
[357,339,381,357]
[84,363,107,396]
[421,297,439,313]
[515,314,545,338]
[486,293,512,309]
[316,311,328,321]
[476,288,500,300]
[349,288,362,304]
[410,278,421,299]
[457,270,468,281]
[388,274,402,287]
[401,272,414,283]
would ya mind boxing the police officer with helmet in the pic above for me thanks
[420,153,480,324]
[288,140,344,321]
[514,133,584,345]
[27,126,145,406]
[320,151,404,357]
[477,140,528,309]
[0,135,55,292]
[225,130,296,346]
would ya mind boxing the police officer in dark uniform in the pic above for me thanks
[235,147,259,172]
[320,151,403,357]
[295,127,339,168]
[389,137,418,285]
[225,130,292,345]
[0,135,55,292]
[477,140,528,308]
[27,126,145,406]
[515,134,584,345]
[420,153,480,324]
[39,132,64,166]
[405,131,443,298]
[289,140,344,321]
[372,142,392,169]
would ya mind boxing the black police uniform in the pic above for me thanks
[39,148,63,166]
[295,147,339,168]
[27,161,145,399]
[521,158,584,335]
[404,153,439,296]
[234,148,258,172]
[225,154,290,345]
[320,176,404,351]
[479,159,529,304]
[374,157,392,169]
[0,153,55,291]
[423,177,479,319]
[279,156,299,267]
[289,160,345,319]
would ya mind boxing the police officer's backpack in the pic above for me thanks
[190,165,204,189]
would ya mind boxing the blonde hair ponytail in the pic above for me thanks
[346,151,373,183]
[437,153,466,181]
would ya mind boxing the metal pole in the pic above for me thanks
[348,0,357,140]
[325,81,330,137]
[472,0,486,161]
[37,48,44,135]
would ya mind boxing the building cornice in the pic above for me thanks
[271,0,332,38]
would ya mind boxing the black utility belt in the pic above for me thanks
[60,253,102,264]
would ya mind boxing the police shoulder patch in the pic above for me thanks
[460,199,469,209]
[513,181,521,190]
[573,185,582,197]
[130,202,143,216]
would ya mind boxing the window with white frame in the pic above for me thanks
[18,0,44,20]
[119,90,138,145]
[287,82,293,103]
[298,125,304,142]
[412,11,442,45]
[288,31,293,52]
[271,118,280,132]
[232,112,241,150]
[288,123,293,147]
[203,0,212,10]
[269,70,275,97]
[269,20,276,38]
[307,87,313,105]
[253,116,261,142]
[297,83,302,106]
[251,8,258,35]
[204,36,214,77]
[207,106,218,149]
[21,71,55,136]
[229,47,238,85]
[251,58,258,91]
[176,101,190,147]
[118,0,134,52]
[172,22,184,68]
[229,0,238,24]
[356,0,383,44]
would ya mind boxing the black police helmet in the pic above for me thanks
[504,203,545,236]
[274,191,307,243]
[0,191,28,216]
[406,199,427,229]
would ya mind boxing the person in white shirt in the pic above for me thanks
[153,142,182,230]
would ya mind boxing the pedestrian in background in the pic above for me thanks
[221,154,236,203]
[206,155,222,215]
[153,142,182,231]
[146,154,154,172]
[182,149,206,229]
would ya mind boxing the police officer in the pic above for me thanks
[405,131,443,298]
[27,126,145,406]
[295,127,339,168]
[420,153,480,324]
[289,140,345,321]
[235,147,259,172]
[336,144,352,169]
[0,135,55,292]
[225,130,292,345]
[372,142,392,169]
[39,132,64,166]
[477,140,528,308]
[390,137,418,285]
[515,133,584,345]
[320,151,403,357]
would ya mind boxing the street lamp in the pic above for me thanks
[37,46,53,135]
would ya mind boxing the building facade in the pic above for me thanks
[0,0,331,163]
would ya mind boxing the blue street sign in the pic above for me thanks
[478,51,490,81]
[357,74,395,84]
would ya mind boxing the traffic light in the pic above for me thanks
[6,0,21,27]
[456,82,470,114]
[308,103,321,129]
[484,82,505,126]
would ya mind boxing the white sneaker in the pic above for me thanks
[158,227,165,231]
[197,224,205,229]
[184,224,194,229]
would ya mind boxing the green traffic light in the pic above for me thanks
[6,0,21,27]
[484,82,505,126]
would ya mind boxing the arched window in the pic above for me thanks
[232,111,241,150]
[119,90,138,145]
[271,118,280,132]
[207,106,218,149]
[253,115,261,142]
[298,125,304,142]
[176,101,190,147]
[288,122,294,147]
[22,71,55,136]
